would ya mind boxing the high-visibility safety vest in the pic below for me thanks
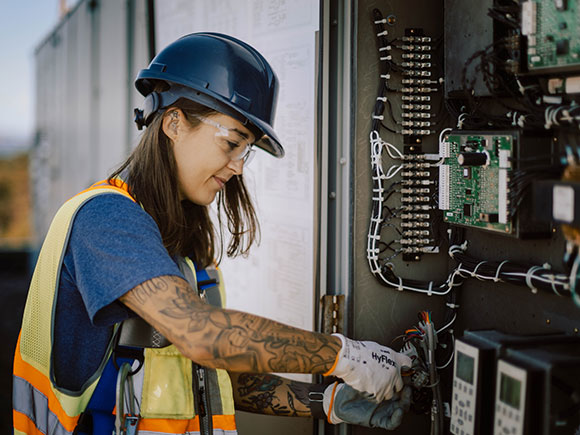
[13,180,237,435]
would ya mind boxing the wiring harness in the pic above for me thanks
[399,311,445,435]
[368,7,577,305]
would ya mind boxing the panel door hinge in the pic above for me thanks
[320,295,345,335]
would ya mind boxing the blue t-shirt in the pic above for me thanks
[53,193,185,391]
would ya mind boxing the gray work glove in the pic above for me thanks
[322,382,412,430]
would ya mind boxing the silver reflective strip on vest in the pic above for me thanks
[13,375,73,435]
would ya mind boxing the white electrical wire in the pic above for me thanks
[436,312,457,334]
[436,335,455,370]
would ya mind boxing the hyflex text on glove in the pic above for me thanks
[323,333,412,402]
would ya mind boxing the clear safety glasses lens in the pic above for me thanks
[240,146,256,165]
[193,115,256,165]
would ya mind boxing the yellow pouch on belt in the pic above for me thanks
[140,345,195,419]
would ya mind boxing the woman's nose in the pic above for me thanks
[227,158,244,175]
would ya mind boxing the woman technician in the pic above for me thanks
[13,33,412,435]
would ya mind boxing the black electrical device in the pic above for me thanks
[495,341,580,435]
[450,329,580,435]
[533,180,580,226]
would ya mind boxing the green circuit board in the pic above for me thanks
[439,133,514,234]
[523,0,580,72]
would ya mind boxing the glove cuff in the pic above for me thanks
[322,382,345,424]
[323,333,347,376]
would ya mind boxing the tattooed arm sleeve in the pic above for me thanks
[120,275,341,374]
[230,372,326,418]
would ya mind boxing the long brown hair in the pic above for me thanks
[109,98,260,268]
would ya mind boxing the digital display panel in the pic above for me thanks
[456,351,475,384]
[499,372,522,409]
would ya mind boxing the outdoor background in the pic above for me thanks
[0,1,60,430]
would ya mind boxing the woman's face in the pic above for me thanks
[164,109,255,206]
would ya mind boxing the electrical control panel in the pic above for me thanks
[495,342,580,435]
[450,330,580,435]
[356,0,580,434]
[494,359,528,435]
[450,339,485,435]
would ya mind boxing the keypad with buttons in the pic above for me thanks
[451,342,479,435]
[493,361,526,435]
[494,402,523,435]
[451,376,476,434]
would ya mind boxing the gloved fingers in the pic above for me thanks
[394,351,413,370]
[387,407,404,430]
[398,385,412,412]
[369,399,406,430]
[332,384,411,430]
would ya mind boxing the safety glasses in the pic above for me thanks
[193,115,256,165]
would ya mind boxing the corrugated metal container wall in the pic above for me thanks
[32,0,149,243]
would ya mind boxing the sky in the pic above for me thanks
[0,0,62,146]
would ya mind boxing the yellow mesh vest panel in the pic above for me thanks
[183,258,235,416]
[19,187,133,417]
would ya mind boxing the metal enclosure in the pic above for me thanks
[346,1,580,434]
[32,0,150,242]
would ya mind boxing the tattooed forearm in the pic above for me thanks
[231,373,314,417]
[121,275,342,374]
[130,275,173,304]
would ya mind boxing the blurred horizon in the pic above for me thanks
[0,0,66,153]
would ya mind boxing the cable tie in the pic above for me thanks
[374,19,387,24]
[446,302,460,309]
[525,265,543,294]
[397,276,404,291]
[380,56,392,61]
[471,261,487,280]
[380,74,391,80]
[494,260,509,282]
[548,274,561,296]
[372,115,385,120]
[377,30,389,37]
[427,281,433,296]
[377,96,387,102]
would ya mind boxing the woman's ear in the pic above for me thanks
[162,109,182,141]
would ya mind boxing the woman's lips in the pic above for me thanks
[214,176,226,188]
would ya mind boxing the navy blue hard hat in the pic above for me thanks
[134,32,284,158]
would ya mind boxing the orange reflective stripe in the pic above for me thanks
[13,410,45,435]
[74,179,135,203]
[13,337,79,432]
[137,416,199,433]
[137,415,236,433]
[213,415,237,431]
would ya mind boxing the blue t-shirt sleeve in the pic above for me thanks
[64,193,185,326]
